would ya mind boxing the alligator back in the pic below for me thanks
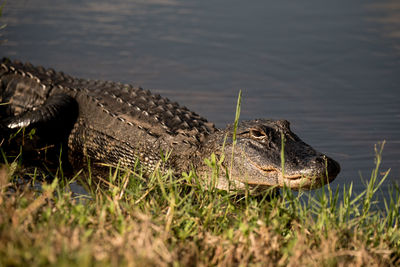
[0,58,216,174]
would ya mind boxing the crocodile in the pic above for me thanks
[0,58,340,191]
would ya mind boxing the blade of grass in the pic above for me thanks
[229,90,242,180]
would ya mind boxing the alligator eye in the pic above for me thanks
[249,128,266,139]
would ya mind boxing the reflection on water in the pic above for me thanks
[368,1,400,53]
[1,0,399,195]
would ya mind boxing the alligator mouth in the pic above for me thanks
[259,166,303,180]
[228,150,340,190]
[236,172,322,190]
[234,162,333,190]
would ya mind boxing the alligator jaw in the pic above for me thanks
[204,154,341,192]
[232,155,340,190]
[232,167,338,191]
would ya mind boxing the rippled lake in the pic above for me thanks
[1,0,399,195]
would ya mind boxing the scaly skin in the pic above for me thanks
[198,119,340,191]
[0,58,340,191]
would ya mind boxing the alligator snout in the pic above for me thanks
[317,155,341,183]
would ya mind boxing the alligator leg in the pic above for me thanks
[1,93,79,148]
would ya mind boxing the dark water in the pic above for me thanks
[1,0,399,196]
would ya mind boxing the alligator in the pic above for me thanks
[0,58,340,191]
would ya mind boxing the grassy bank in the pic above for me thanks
[0,83,399,266]
[0,142,399,266]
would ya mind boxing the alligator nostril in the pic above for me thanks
[312,155,340,181]
[326,157,341,178]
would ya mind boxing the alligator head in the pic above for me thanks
[199,119,340,191]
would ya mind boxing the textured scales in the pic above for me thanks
[0,59,215,174]
[0,58,340,191]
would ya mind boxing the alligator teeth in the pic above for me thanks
[283,174,303,180]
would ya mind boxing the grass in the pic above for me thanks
[0,91,399,266]
[0,140,399,266]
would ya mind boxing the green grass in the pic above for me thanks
[0,91,399,266]
[0,141,399,266]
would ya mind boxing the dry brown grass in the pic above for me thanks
[0,143,399,266]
